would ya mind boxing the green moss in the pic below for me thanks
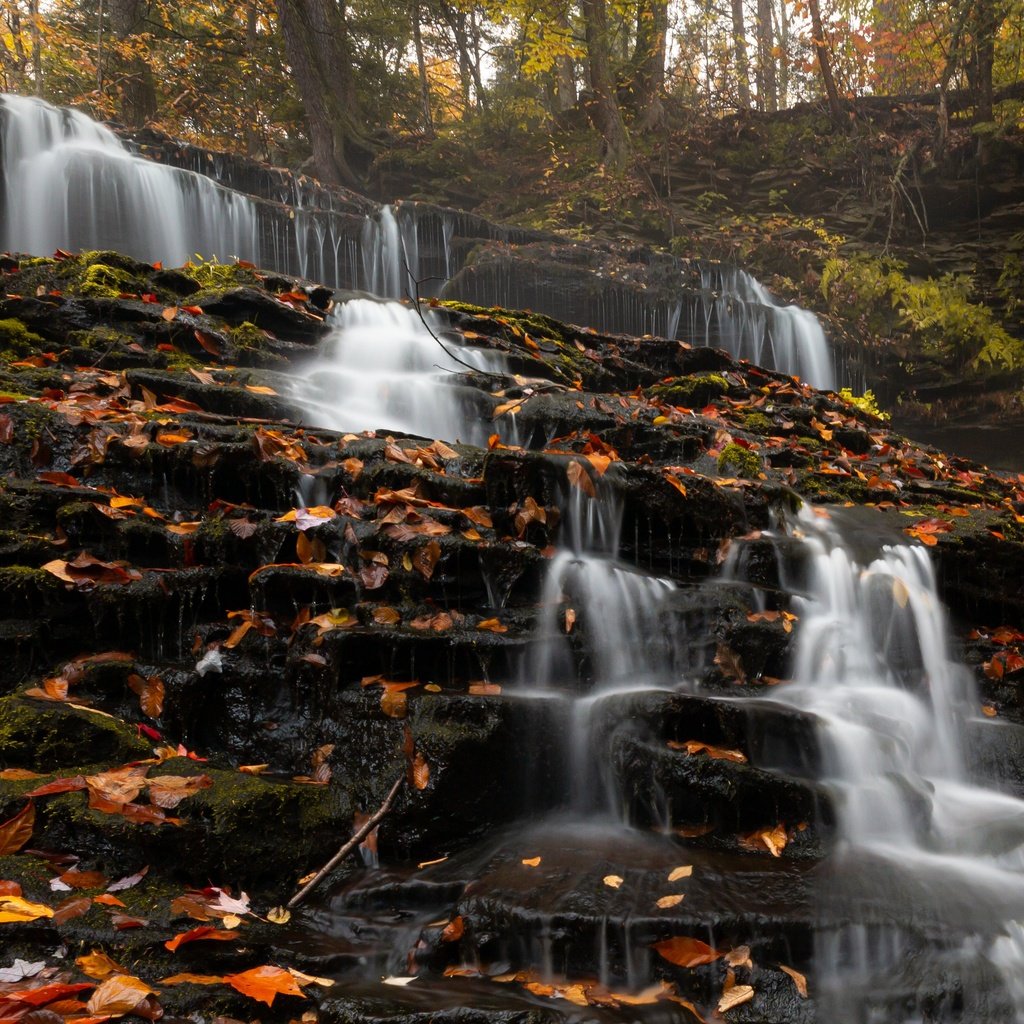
[0,318,45,359]
[228,321,271,349]
[66,326,133,351]
[16,257,56,270]
[79,263,138,297]
[649,373,729,408]
[0,566,62,615]
[717,442,762,479]
[740,412,774,434]
[0,695,151,768]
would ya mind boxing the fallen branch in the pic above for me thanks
[287,774,405,909]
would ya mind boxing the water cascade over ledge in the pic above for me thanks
[729,505,1024,1021]
[1,92,838,388]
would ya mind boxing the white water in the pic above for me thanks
[697,264,835,390]
[288,297,509,444]
[522,474,681,810]
[768,506,1024,1019]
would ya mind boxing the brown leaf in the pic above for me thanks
[411,752,430,790]
[740,824,788,857]
[127,674,165,718]
[653,936,723,968]
[58,868,108,890]
[656,894,685,908]
[468,681,501,695]
[148,773,213,809]
[165,926,238,951]
[194,330,222,357]
[86,974,157,1015]
[76,949,129,979]
[670,740,747,764]
[714,643,746,683]
[440,915,464,942]
[0,801,35,854]
[778,964,807,997]
[476,617,508,633]
[52,895,91,924]
[566,459,596,497]
[380,689,408,719]
[717,984,754,1011]
[412,540,442,581]
[85,766,148,805]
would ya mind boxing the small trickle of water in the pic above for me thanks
[288,297,510,445]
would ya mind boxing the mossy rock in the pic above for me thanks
[79,263,142,298]
[0,566,64,616]
[0,695,151,768]
[0,318,46,359]
[740,412,774,435]
[1,757,352,890]
[648,373,729,408]
[718,442,763,479]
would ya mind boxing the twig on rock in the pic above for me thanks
[287,774,405,909]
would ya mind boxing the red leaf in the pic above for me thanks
[0,802,34,854]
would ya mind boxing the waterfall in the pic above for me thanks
[287,297,509,445]
[0,92,260,267]
[2,93,839,393]
[757,505,1024,1020]
[522,470,681,811]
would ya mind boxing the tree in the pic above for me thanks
[629,0,668,128]
[807,0,843,123]
[730,0,752,108]
[580,0,631,171]
[274,0,374,186]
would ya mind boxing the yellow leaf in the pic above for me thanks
[86,973,156,1015]
[603,875,623,888]
[667,865,693,881]
[267,906,291,925]
[77,949,129,979]
[656,894,685,908]
[0,894,54,923]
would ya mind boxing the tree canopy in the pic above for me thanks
[1,0,1022,184]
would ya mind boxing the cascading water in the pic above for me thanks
[1,93,840,393]
[522,471,682,812]
[698,264,835,391]
[0,92,260,267]
[288,297,511,445]
[751,505,1024,1020]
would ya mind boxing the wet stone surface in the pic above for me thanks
[0,252,1022,1022]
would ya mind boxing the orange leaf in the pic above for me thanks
[0,801,34,854]
[226,965,305,1006]
[411,752,430,790]
[440,916,464,942]
[165,926,238,951]
[566,459,596,497]
[76,950,128,980]
[476,617,508,633]
[779,964,808,997]
[653,936,723,967]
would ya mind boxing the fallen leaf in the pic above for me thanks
[440,916,464,942]
[653,936,722,967]
[0,802,34,854]
[476,617,508,633]
[411,752,430,790]
[566,459,596,497]
[656,894,685,908]
[672,740,747,763]
[86,975,156,1016]
[165,926,238,951]
[521,857,541,867]
[76,950,129,980]
[779,964,807,996]
[382,976,416,987]
[226,965,305,1006]
[717,984,754,1011]
[267,906,291,925]
[603,875,624,888]
[667,866,693,881]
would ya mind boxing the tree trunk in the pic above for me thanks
[731,0,751,109]
[108,0,157,126]
[631,0,667,129]
[275,0,370,188]
[27,0,40,94]
[973,0,998,121]
[469,8,487,112]
[807,0,843,124]
[411,1,434,135]
[756,0,776,112]
[554,9,577,112]
[581,0,631,172]
[776,0,789,107]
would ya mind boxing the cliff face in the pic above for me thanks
[1,250,1023,1022]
